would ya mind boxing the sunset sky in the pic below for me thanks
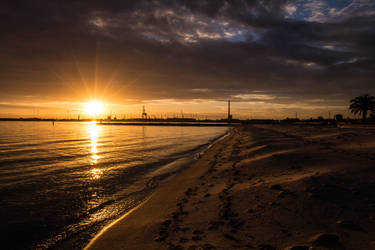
[1,0,375,119]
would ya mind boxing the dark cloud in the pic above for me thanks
[1,0,375,115]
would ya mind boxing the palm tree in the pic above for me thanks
[349,94,375,122]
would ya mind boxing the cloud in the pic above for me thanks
[232,93,277,101]
[302,0,375,23]
[0,0,375,117]
[284,4,297,16]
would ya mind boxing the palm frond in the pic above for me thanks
[349,94,375,120]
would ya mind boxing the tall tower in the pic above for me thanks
[228,100,232,121]
[142,105,147,119]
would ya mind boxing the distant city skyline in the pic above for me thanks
[0,101,353,120]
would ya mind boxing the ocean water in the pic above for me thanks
[0,121,228,249]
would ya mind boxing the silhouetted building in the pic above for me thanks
[334,114,343,121]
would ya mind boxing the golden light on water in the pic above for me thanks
[88,121,103,179]
[84,101,104,116]
[90,168,103,179]
[89,121,99,162]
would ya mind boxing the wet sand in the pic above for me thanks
[86,125,375,250]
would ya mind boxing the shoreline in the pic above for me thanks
[86,125,375,249]
[42,128,231,250]
[85,128,237,250]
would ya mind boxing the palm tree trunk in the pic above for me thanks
[363,110,367,123]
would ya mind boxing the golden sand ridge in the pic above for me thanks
[86,125,375,250]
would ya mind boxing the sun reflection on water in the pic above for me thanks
[90,168,103,179]
[88,121,103,179]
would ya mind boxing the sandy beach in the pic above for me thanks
[86,125,375,250]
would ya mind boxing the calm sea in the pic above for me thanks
[0,121,227,249]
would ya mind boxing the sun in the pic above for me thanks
[84,101,104,116]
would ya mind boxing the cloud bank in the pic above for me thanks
[1,0,374,117]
